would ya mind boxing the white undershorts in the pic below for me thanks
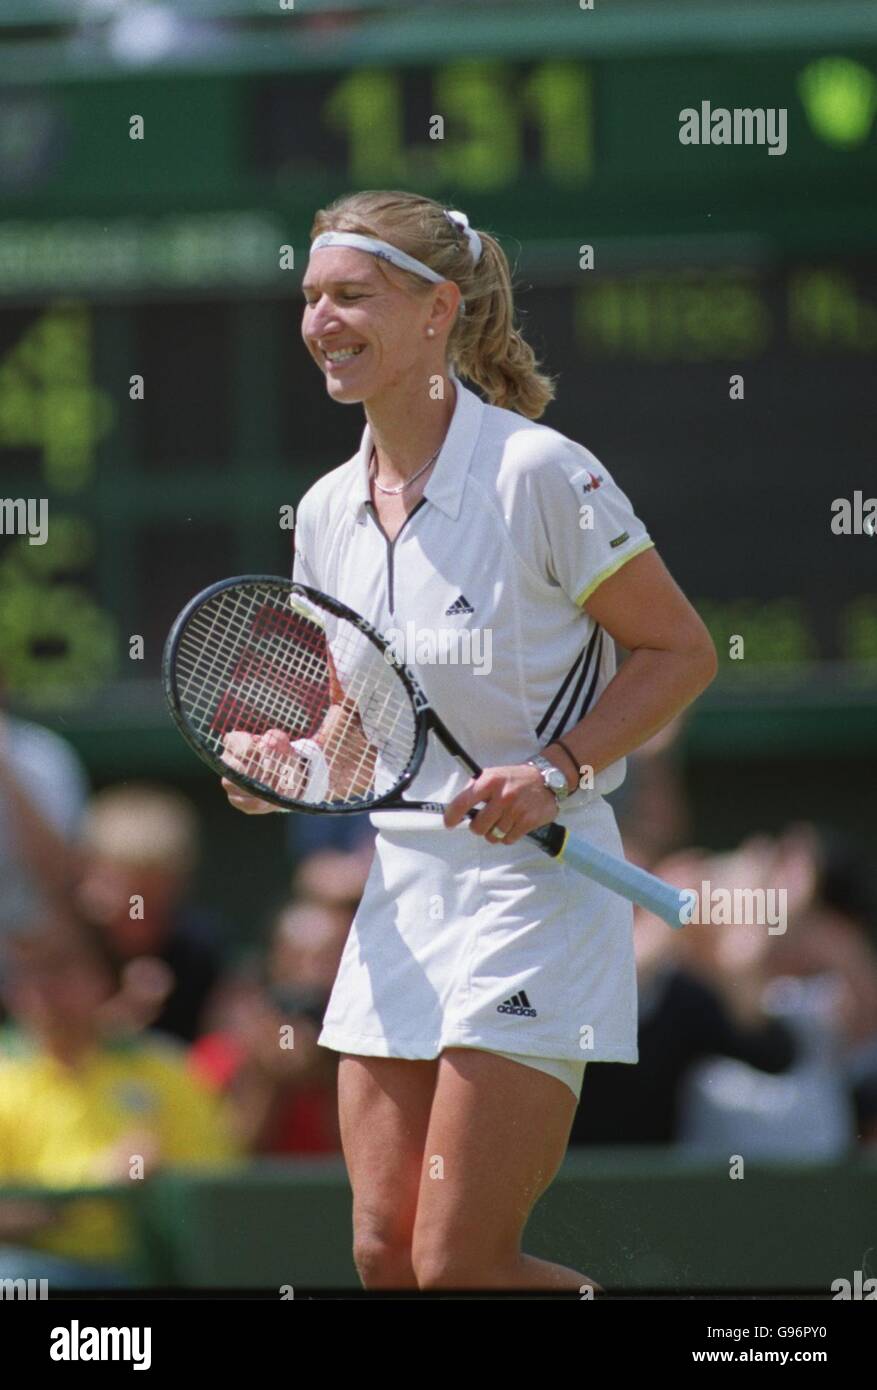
[481,1049,588,1101]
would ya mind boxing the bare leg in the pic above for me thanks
[337,1053,438,1289]
[411,1048,601,1292]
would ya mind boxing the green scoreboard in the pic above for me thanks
[1,6,876,751]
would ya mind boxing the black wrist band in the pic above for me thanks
[549,738,580,790]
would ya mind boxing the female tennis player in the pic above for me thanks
[222,191,717,1292]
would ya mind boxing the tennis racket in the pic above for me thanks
[162,575,689,929]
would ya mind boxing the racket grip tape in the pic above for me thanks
[464,813,686,929]
[560,832,687,929]
[526,822,686,928]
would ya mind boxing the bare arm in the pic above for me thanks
[446,548,717,842]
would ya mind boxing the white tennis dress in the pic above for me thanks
[292,373,654,1087]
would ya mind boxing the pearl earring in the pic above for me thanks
[426,327,435,337]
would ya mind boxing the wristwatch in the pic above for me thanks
[526,754,572,810]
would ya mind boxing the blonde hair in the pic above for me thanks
[82,784,199,874]
[310,190,556,420]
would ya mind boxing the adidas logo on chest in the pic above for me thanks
[445,594,474,616]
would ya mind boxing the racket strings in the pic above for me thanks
[179,589,324,739]
[173,583,418,807]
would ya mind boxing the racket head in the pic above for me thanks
[162,575,429,813]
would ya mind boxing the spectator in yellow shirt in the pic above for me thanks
[0,910,241,1287]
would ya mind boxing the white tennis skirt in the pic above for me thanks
[317,792,639,1071]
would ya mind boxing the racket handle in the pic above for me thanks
[467,813,687,929]
[558,828,687,930]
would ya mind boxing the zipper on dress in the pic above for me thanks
[365,497,427,616]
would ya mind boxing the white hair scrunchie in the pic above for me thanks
[444,209,483,264]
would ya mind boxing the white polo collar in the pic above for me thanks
[346,372,484,523]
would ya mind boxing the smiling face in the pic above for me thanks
[301,245,460,404]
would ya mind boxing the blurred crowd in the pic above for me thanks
[62,0,375,68]
[1,694,876,1283]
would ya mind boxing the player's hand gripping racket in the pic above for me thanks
[163,576,688,929]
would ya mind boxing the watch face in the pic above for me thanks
[545,766,567,792]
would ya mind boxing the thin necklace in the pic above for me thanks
[370,444,441,495]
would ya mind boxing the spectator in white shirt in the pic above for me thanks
[0,677,89,937]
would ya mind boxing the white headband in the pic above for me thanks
[309,209,482,315]
[309,231,448,284]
